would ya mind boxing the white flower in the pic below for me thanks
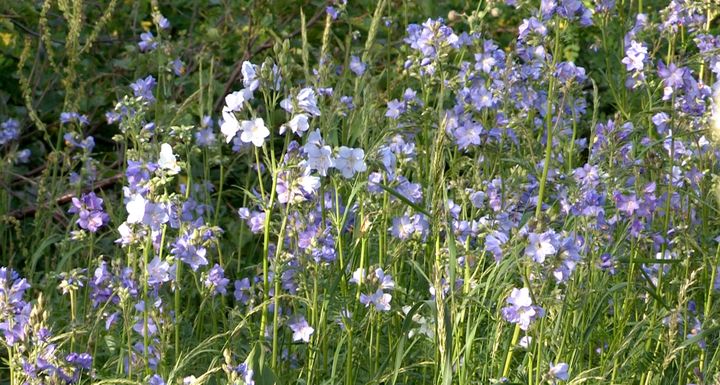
[333,146,367,178]
[305,144,333,176]
[349,267,366,285]
[116,222,133,245]
[126,195,146,224]
[303,129,333,176]
[297,174,320,196]
[402,306,435,339]
[224,88,253,111]
[239,118,270,147]
[158,143,180,175]
[372,289,392,311]
[518,335,532,349]
[281,88,321,116]
[297,87,321,116]
[220,110,241,143]
[375,268,395,290]
[280,114,309,136]
[242,61,259,91]
[711,84,720,144]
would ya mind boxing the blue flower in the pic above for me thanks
[68,192,109,232]
[549,362,569,381]
[138,32,157,52]
[386,99,405,119]
[501,288,544,330]
[349,55,367,76]
[205,264,229,296]
[622,40,648,72]
[130,75,157,103]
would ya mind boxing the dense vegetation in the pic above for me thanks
[1,0,720,384]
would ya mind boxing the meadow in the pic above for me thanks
[1,0,720,384]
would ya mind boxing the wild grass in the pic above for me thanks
[1,1,719,385]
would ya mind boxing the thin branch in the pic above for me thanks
[7,173,124,219]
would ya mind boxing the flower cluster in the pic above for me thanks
[68,192,110,233]
[501,288,544,331]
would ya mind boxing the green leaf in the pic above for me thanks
[377,182,431,217]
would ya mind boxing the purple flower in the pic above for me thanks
[471,85,495,110]
[375,268,395,290]
[485,230,509,262]
[518,17,547,41]
[0,118,20,145]
[234,278,252,304]
[599,253,615,274]
[205,264,229,296]
[157,15,170,30]
[0,267,31,345]
[13,148,29,164]
[241,61,260,91]
[652,112,670,134]
[501,288,543,330]
[147,257,173,287]
[360,288,392,311]
[622,40,648,72]
[657,61,685,89]
[281,88,321,117]
[349,55,367,76]
[613,191,640,216]
[138,32,157,52]
[594,0,615,13]
[386,99,406,119]
[288,316,314,343]
[395,177,423,204]
[404,18,459,59]
[66,352,93,370]
[149,374,165,385]
[60,112,89,126]
[549,362,569,381]
[171,232,208,271]
[172,58,186,76]
[391,215,415,240]
[452,121,483,150]
[142,202,170,230]
[236,363,255,385]
[64,132,95,151]
[238,208,266,234]
[555,62,587,83]
[195,127,216,147]
[525,231,558,263]
[130,75,157,103]
[68,192,110,232]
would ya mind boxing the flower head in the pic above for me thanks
[205,264,229,296]
[130,76,157,103]
[501,288,544,330]
[549,362,569,381]
[138,32,157,52]
[240,118,270,147]
[288,316,314,343]
[333,147,366,178]
[68,192,109,232]
[158,143,181,175]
